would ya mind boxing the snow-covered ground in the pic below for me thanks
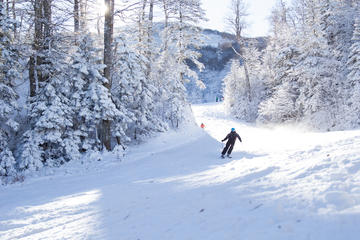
[1,103,360,240]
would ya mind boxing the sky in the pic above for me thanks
[201,0,280,37]
[92,0,282,37]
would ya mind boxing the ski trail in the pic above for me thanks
[1,103,360,240]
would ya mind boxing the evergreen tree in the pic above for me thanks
[258,81,299,124]
[293,0,343,129]
[258,1,301,124]
[259,0,344,130]
[75,34,120,151]
[19,35,79,169]
[258,46,301,123]
[160,0,205,127]
[223,60,246,118]
[0,3,19,177]
[112,36,165,142]
[153,29,188,128]
[346,15,360,127]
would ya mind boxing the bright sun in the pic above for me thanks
[98,0,108,15]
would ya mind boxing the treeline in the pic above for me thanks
[0,0,205,182]
[224,0,360,131]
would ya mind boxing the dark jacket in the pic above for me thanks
[222,131,242,144]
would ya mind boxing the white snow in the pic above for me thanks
[1,103,360,240]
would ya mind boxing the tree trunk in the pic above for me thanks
[235,3,241,41]
[146,0,153,77]
[43,0,51,47]
[178,1,185,84]
[29,0,43,97]
[138,0,147,43]
[103,0,114,89]
[29,56,37,97]
[80,0,87,30]
[11,0,16,39]
[41,0,51,84]
[148,0,154,45]
[74,0,79,32]
[162,0,169,50]
[29,0,52,97]
[96,12,101,36]
[102,0,114,151]
[0,1,3,18]
[5,0,8,15]
[242,60,251,102]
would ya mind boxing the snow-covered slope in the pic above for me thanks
[1,103,360,240]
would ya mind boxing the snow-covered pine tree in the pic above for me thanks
[158,0,206,128]
[223,60,245,117]
[346,13,360,127]
[153,45,185,128]
[121,0,168,139]
[258,0,301,124]
[17,130,42,172]
[112,36,165,142]
[0,3,19,177]
[318,0,355,128]
[19,34,80,169]
[319,0,354,63]
[258,46,301,124]
[223,47,263,122]
[151,0,183,127]
[292,0,343,130]
[258,81,299,124]
[241,45,264,120]
[171,0,205,88]
[69,34,102,152]
[259,0,343,129]
[0,148,16,177]
[140,0,155,79]
[74,34,120,151]
[296,45,342,130]
[161,51,194,128]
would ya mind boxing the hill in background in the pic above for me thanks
[186,28,267,103]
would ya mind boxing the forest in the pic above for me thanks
[0,0,206,181]
[224,0,360,131]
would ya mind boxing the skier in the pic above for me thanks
[200,123,205,129]
[221,128,242,158]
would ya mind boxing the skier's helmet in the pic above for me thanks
[231,128,235,132]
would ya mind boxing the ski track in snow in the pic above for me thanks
[1,103,360,240]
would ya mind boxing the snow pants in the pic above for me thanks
[222,141,235,155]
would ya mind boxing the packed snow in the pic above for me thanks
[1,103,360,240]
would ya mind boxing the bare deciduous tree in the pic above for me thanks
[226,0,248,42]
[226,0,251,102]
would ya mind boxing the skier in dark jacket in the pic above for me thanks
[221,128,242,158]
